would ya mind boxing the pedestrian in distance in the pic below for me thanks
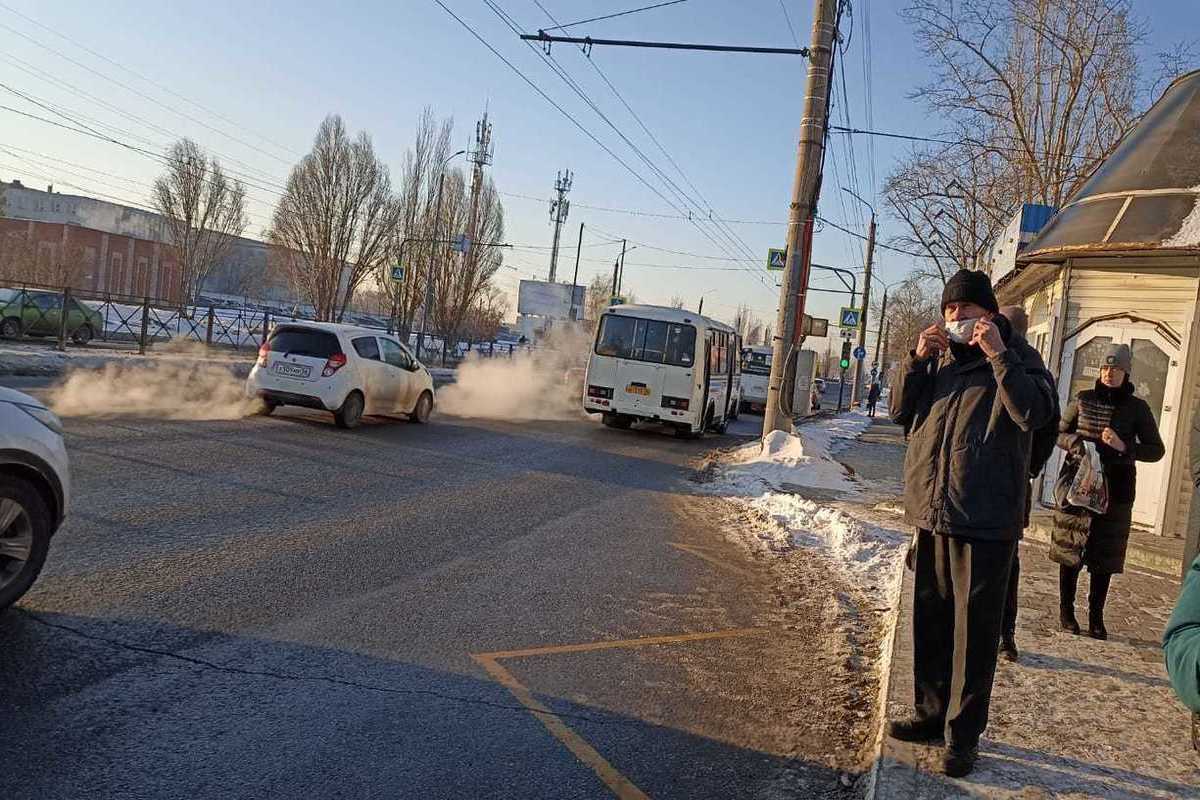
[889,269,1056,778]
[866,381,882,417]
[996,305,1061,664]
[1051,343,1165,639]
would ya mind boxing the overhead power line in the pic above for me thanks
[520,32,809,55]
[828,125,1097,161]
[542,0,688,32]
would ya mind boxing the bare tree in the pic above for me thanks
[584,274,614,324]
[152,139,247,305]
[269,115,401,321]
[461,286,509,343]
[668,294,685,309]
[888,0,1186,276]
[877,274,941,371]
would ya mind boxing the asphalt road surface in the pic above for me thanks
[1,379,867,800]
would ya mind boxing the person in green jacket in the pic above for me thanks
[1165,554,1200,713]
[1164,414,1200,716]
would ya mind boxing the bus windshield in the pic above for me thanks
[595,315,696,367]
[742,350,771,375]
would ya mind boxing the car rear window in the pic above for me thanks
[267,327,341,359]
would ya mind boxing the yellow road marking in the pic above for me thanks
[472,654,651,800]
[472,627,766,799]
[474,627,765,660]
[667,542,753,577]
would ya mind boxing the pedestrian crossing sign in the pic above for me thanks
[390,265,405,282]
[839,306,861,329]
[766,248,786,271]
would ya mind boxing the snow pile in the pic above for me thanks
[747,492,907,600]
[712,411,907,604]
[720,411,873,495]
[1163,186,1200,247]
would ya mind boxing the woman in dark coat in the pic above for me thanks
[1052,343,1165,639]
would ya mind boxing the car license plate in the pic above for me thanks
[273,362,311,379]
[626,384,650,396]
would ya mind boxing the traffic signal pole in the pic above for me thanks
[763,0,838,437]
[847,201,875,408]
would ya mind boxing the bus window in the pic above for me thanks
[665,324,695,366]
[596,315,637,358]
[640,320,669,362]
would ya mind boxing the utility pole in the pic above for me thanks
[873,286,888,381]
[548,169,572,282]
[569,222,584,320]
[616,239,627,296]
[763,0,838,437]
[849,207,876,407]
[610,259,620,303]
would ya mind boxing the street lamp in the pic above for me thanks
[418,149,467,360]
[697,288,718,315]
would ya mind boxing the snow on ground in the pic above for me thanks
[709,411,908,607]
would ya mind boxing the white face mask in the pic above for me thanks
[945,318,979,344]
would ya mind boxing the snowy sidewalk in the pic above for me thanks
[873,480,1200,794]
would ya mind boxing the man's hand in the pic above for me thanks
[972,316,1007,358]
[1102,426,1127,453]
[916,324,948,360]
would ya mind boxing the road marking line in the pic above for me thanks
[471,627,766,799]
[667,542,753,577]
[472,654,650,800]
[474,627,765,660]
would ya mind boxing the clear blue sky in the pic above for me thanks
[1,0,1195,350]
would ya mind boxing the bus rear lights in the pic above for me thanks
[661,396,690,410]
[587,385,614,399]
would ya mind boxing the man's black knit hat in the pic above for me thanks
[941,268,999,314]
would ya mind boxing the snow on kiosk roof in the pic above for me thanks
[1019,69,1200,264]
[603,303,737,334]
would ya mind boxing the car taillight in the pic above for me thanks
[587,385,614,399]
[322,352,347,377]
[257,341,270,367]
[661,396,689,410]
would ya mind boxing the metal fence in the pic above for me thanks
[0,278,532,365]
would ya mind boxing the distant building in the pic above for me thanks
[0,180,289,304]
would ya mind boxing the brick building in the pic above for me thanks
[0,179,285,305]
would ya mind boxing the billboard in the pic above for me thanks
[517,280,587,318]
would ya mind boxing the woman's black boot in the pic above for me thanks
[1059,564,1081,634]
[1088,572,1111,640]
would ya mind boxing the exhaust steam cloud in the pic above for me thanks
[49,359,261,421]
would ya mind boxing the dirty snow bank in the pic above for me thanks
[711,411,907,604]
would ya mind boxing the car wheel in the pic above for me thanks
[256,400,278,416]
[602,413,632,429]
[674,423,700,439]
[0,317,21,339]
[410,391,433,424]
[334,391,365,429]
[71,324,93,345]
[0,477,52,611]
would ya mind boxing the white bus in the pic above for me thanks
[583,304,741,437]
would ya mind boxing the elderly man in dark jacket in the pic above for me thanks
[889,269,1056,777]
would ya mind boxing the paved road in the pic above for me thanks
[0,380,862,800]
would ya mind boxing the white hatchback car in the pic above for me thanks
[246,322,435,429]
[0,387,69,610]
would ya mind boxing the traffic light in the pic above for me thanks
[839,340,851,370]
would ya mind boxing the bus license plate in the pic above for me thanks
[626,384,650,396]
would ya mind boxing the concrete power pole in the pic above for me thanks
[763,0,838,437]
[872,285,888,381]
[616,239,627,296]
[547,170,572,282]
[850,211,875,407]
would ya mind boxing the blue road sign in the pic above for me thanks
[853,345,867,360]
[766,248,786,271]
[390,265,405,282]
[839,307,862,329]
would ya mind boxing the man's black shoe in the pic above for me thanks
[942,744,979,778]
[887,716,944,742]
[999,635,1019,662]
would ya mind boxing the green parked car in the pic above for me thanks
[0,288,104,345]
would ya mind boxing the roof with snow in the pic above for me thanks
[1019,69,1200,264]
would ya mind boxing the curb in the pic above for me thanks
[860,556,908,800]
